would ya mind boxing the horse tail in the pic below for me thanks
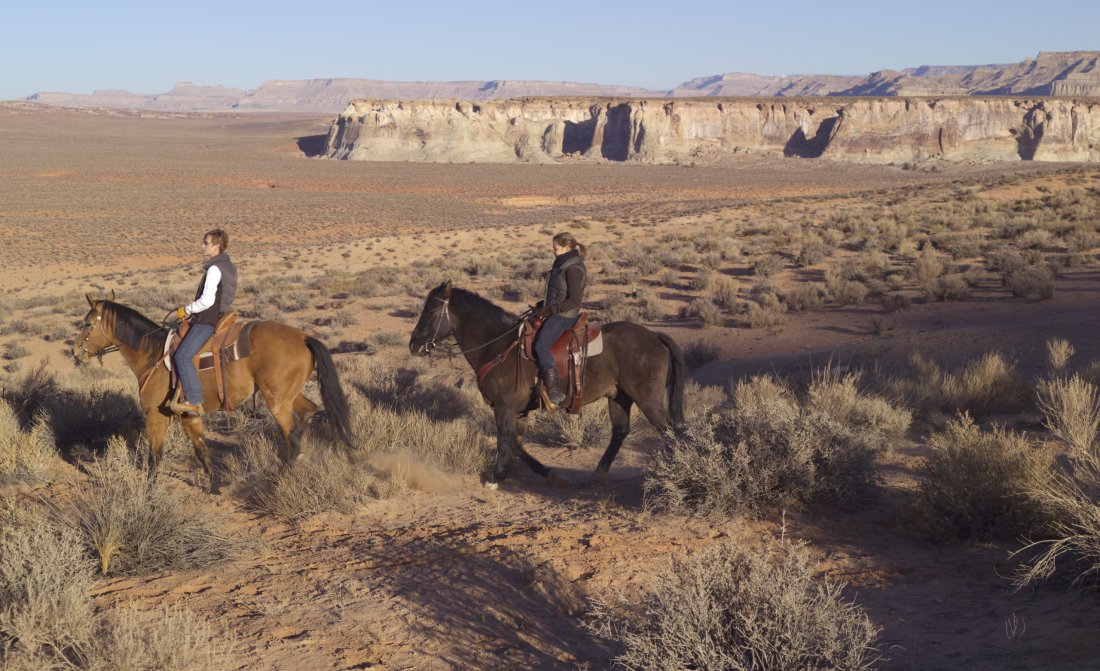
[657,332,685,426]
[305,337,354,448]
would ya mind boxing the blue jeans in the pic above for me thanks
[173,323,214,405]
[534,314,578,373]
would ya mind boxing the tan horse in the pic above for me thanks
[73,293,353,492]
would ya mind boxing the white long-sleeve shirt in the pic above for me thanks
[185,265,222,315]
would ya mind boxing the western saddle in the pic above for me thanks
[167,312,254,411]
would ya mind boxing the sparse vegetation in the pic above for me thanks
[587,538,881,671]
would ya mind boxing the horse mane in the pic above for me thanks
[103,301,166,353]
[449,288,517,331]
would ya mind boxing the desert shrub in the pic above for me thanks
[82,603,236,671]
[685,298,723,328]
[587,538,881,671]
[911,414,1050,542]
[1014,451,1100,590]
[602,295,645,323]
[529,404,611,449]
[796,239,832,267]
[634,286,664,321]
[710,276,739,311]
[806,368,912,439]
[905,352,1031,421]
[682,341,722,371]
[751,255,784,279]
[687,270,714,292]
[745,294,785,330]
[1005,264,1055,300]
[225,431,390,520]
[781,282,826,311]
[0,400,56,483]
[923,272,972,302]
[913,242,946,293]
[646,375,897,517]
[0,504,96,664]
[824,269,869,306]
[1036,374,1100,458]
[0,505,235,668]
[1046,337,1075,373]
[69,438,247,574]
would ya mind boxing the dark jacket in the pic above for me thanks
[192,253,238,326]
[544,249,586,318]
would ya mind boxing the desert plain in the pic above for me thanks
[2,100,1100,670]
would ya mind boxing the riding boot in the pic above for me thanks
[542,365,566,407]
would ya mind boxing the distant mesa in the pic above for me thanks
[19,51,1100,114]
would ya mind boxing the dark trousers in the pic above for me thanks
[173,322,214,404]
[534,314,578,374]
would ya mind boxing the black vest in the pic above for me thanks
[545,250,586,319]
[192,253,238,326]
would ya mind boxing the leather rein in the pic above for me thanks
[423,295,529,388]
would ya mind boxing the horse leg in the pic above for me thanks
[269,400,301,465]
[145,412,169,477]
[490,404,517,483]
[289,393,318,447]
[595,393,634,480]
[179,415,218,494]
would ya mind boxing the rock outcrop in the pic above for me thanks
[324,97,1100,164]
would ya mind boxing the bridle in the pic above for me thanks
[76,312,120,362]
[421,294,530,357]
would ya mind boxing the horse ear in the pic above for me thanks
[440,280,452,298]
[108,289,115,302]
[86,293,95,307]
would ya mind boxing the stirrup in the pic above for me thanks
[538,385,559,413]
[169,398,205,416]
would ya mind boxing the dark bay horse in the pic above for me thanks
[73,293,352,492]
[409,281,684,484]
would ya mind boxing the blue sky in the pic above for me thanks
[1,0,1096,99]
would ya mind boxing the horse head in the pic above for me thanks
[409,280,453,356]
[72,290,117,363]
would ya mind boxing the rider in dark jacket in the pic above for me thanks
[169,229,238,416]
[534,232,587,406]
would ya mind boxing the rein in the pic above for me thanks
[426,295,528,357]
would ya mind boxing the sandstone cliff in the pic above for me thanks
[324,97,1100,164]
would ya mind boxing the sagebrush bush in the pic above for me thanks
[1036,374,1100,459]
[225,431,391,520]
[0,504,235,669]
[646,374,900,517]
[0,399,56,483]
[0,504,96,664]
[529,404,611,449]
[911,414,1050,542]
[587,538,881,671]
[69,438,247,574]
[1014,451,1100,590]
[905,351,1031,421]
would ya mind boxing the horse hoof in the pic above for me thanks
[483,481,499,491]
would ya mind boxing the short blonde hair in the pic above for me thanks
[204,229,228,253]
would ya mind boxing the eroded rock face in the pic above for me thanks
[324,97,1100,164]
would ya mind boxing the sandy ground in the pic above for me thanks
[3,104,1100,670]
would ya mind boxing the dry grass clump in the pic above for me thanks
[646,373,904,517]
[0,399,56,483]
[1005,264,1055,300]
[904,351,1031,421]
[1014,453,1100,590]
[529,405,611,450]
[0,503,235,668]
[69,437,247,575]
[0,503,96,665]
[339,359,493,475]
[225,431,391,521]
[1036,374,1100,458]
[587,538,881,671]
[745,294,786,330]
[911,414,1050,542]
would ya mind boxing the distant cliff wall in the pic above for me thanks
[324,97,1100,164]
